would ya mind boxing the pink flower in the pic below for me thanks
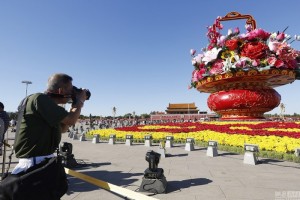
[268,41,281,52]
[276,33,285,41]
[245,24,252,32]
[190,49,196,56]
[234,27,240,34]
[210,59,224,74]
[192,69,206,81]
[245,28,271,41]
[277,44,300,61]
[267,57,284,68]
[235,57,248,68]
[252,59,260,67]
[192,70,198,82]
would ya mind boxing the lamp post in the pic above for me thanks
[188,103,190,121]
[112,107,116,120]
[21,80,32,97]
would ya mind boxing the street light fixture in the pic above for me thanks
[21,80,32,97]
[112,106,116,120]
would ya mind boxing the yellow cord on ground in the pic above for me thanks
[64,168,159,200]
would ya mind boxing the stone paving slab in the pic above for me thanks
[1,128,300,200]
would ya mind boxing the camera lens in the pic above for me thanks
[72,86,91,101]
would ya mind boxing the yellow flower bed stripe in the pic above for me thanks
[139,125,196,129]
[88,129,300,153]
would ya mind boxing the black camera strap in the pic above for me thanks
[45,91,72,99]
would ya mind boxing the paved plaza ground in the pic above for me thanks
[1,125,300,200]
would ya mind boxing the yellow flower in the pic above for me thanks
[221,50,235,62]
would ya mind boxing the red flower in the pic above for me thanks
[240,42,269,59]
[225,39,240,51]
[284,59,298,69]
[267,57,284,68]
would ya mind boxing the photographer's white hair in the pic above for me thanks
[47,73,73,92]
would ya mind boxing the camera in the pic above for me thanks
[59,142,73,156]
[145,150,161,172]
[72,86,91,104]
[144,150,163,179]
[59,142,78,168]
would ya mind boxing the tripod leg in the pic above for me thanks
[1,140,7,180]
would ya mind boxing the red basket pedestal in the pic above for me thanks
[197,69,296,120]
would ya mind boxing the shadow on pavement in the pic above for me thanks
[192,147,207,151]
[66,169,143,194]
[166,153,188,157]
[218,152,239,156]
[71,161,112,170]
[166,178,212,193]
[258,159,300,169]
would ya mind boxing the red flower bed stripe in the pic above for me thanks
[116,122,300,138]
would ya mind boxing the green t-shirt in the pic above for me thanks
[14,93,69,158]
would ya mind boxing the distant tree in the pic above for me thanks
[8,112,18,120]
[140,113,150,119]
[124,113,132,118]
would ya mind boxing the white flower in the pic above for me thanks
[282,34,291,43]
[222,58,236,72]
[191,54,204,66]
[217,35,226,46]
[191,58,197,66]
[202,48,222,64]
[194,54,204,63]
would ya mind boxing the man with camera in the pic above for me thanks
[3,73,89,200]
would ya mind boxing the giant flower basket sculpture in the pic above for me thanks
[190,12,300,120]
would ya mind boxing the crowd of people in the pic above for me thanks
[75,117,210,131]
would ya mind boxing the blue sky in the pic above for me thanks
[0,0,300,116]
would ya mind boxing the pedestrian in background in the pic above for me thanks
[0,102,10,156]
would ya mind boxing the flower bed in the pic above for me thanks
[87,121,300,155]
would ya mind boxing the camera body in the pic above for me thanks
[144,150,164,179]
[145,150,161,172]
[59,142,78,168]
[59,142,73,156]
[72,86,91,104]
